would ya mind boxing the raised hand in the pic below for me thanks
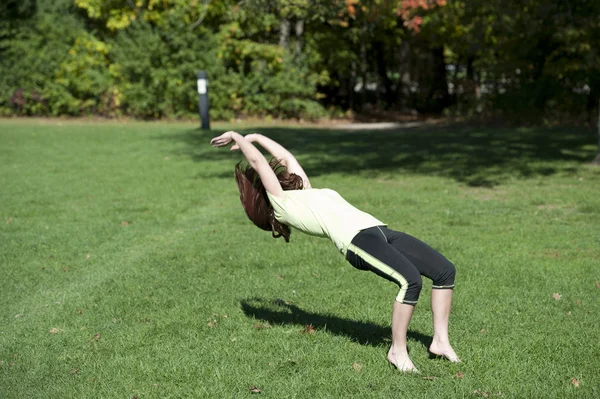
[210,131,236,147]
[227,133,257,151]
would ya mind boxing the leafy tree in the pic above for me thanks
[0,0,89,115]
[0,0,598,125]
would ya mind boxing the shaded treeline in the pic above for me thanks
[1,0,599,122]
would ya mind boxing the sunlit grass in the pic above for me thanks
[1,120,599,398]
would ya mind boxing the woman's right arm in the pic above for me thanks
[211,131,285,197]
[238,134,312,188]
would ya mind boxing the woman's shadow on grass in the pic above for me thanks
[240,297,431,348]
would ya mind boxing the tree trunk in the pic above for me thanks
[587,74,600,165]
[349,61,356,111]
[593,99,600,165]
[374,40,394,109]
[358,25,368,111]
[466,56,480,98]
[279,18,290,49]
[398,40,412,110]
[427,46,452,113]
[294,20,304,58]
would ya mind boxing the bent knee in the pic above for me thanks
[397,275,422,305]
[432,261,456,289]
[411,276,423,292]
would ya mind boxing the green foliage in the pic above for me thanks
[110,20,189,119]
[0,0,598,120]
[0,0,118,116]
[424,0,600,120]
[0,3,81,115]
[106,16,325,120]
[0,0,326,119]
[51,34,116,116]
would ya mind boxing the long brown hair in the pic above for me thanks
[234,159,303,242]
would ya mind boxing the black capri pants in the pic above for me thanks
[345,226,455,305]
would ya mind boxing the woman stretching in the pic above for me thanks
[210,131,460,372]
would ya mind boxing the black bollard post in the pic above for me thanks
[197,71,210,130]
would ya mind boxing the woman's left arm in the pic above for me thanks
[230,133,311,188]
[244,134,311,188]
[210,131,285,198]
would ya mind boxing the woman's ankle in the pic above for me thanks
[389,344,408,356]
[431,334,450,346]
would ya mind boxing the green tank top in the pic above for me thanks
[266,188,385,255]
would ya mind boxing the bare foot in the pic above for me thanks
[388,347,418,372]
[429,339,460,362]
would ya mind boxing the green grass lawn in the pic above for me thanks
[1,119,599,398]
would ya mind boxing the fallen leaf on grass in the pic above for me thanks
[474,389,490,397]
[6,217,13,224]
[456,371,465,379]
[480,328,486,333]
[62,268,69,272]
[422,376,436,381]
[49,328,62,334]
[69,368,80,374]
[301,324,316,334]
[207,321,217,328]
[595,281,600,289]
[552,293,562,300]
[121,221,129,226]
[574,300,582,305]
[277,275,285,280]
[92,333,101,341]
[352,362,362,372]
[249,385,262,393]
[14,314,24,318]
[570,377,580,388]
[253,322,272,330]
